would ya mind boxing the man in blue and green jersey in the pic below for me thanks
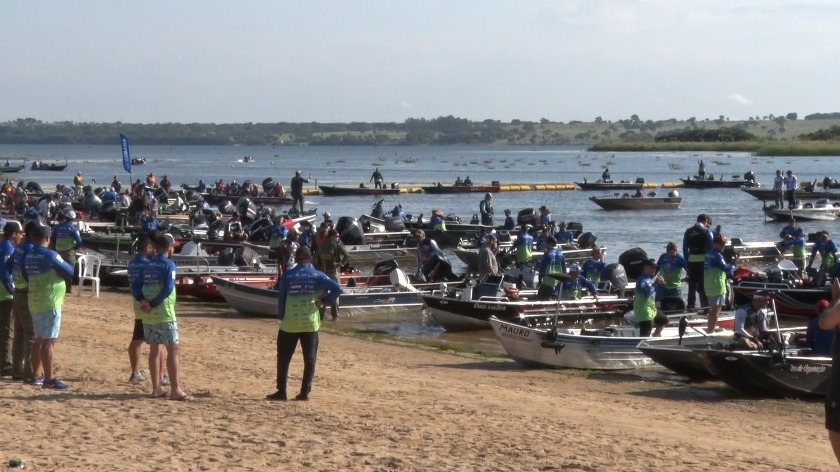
[10,222,37,384]
[537,236,566,299]
[635,259,667,337]
[0,222,18,376]
[267,246,342,402]
[24,224,74,390]
[134,234,192,401]
[704,235,737,334]
[50,209,82,292]
[657,242,686,300]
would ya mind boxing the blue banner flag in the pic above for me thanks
[119,133,131,173]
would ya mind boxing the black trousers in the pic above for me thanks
[686,261,708,309]
[276,330,319,394]
[785,189,796,208]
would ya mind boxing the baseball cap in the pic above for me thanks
[642,258,657,268]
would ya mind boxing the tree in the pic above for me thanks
[786,112,798,120]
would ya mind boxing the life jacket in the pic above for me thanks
[685,226,708,255]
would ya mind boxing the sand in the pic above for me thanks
[0,289,836,471]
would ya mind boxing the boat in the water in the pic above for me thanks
[489,315,726,370]
[575,178,646,191]
[131,157,147,165]
[30,161,67,171]
[741,186,840,201]
[706,348,831,397]
[589,192,681,210]
[421,183,501,194]
[681,174,757,188]
[319,185,400,197]
[763,201,840,222]
[1,161,25,173]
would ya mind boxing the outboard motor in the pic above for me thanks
[445,213,462,224]
[577,232,597,249]
[207,220,225,240]
[600,263,628,293]
[83,192,102,215]
[248,217,272,241]
[261,177,275,194]
[233,246,261,267]
[335,216,355,236]
[566,222,583,238]
[384,216,406,232]
[517,208,539,227]
[25,182,43,194]
[340,219,366,245]
[420,253,457,283]
[235,197,257,223]
[618,247,648,280]
[99,200,117,221]
[218,200,235,215]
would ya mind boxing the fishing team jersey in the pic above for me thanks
[10,240,34,291]
[703,249,735,298]
[553,230,574,245]
[0,240,15,300]
[513,232,534,263]
[656,253,687,290]
[142,218,162,234]
[267,224,288,249]
[539,247,566,288]
[134,253,176,325]
[277,263,342,333]
[779,225,798,240]
[24,245,74,314]
[559,275,597,300]
[581,258,605,283]
[780,234,807,260]
[51,221,82,252]
[634,273,657,322]
[430,215,446,232]
[812,238,838,268]
[127,254,150,320]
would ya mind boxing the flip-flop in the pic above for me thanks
[151,391,167,399]
[169,394,195,402]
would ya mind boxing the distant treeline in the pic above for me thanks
[3,113,840,146]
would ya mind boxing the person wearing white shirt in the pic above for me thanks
[785,169,798,209]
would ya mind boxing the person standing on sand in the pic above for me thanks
[24,224,75,390]
[10,222,38,384]
[126,235,167,385]
[134,234,193,401]
[818,278,840,465]
[267,246,342,402]
[0,222,16,377]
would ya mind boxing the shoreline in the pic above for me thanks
[0,289,835,470]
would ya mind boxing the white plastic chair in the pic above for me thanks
[77,254,101,297]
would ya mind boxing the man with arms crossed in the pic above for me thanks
[133,234,192,401]
[24,224,74,390]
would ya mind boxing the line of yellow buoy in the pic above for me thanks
[302,182,684,195]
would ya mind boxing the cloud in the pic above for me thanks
[401,100,412,110]
[727,93,752,105]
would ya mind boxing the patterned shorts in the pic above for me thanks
[32,308,61,339]
[707,294,726,307]
[143,321,179,345]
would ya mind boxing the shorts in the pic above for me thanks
[132,319,145,341]
[707,294,726,307]
[143,321,179,345]
[32,308,61,339]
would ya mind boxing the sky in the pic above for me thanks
[2,0,839,124]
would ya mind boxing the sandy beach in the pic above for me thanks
[0,289,836,471]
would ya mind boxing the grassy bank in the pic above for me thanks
[589,140,840,156]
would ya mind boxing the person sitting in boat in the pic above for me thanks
[159,175,172,193]
[634,258,668,337]
[806,300,834,355]
[224,212,248,241]
[391,204,405,219]
[197,179,207,193]
[744,170,756,184]
[779,218,798,240]
[513,224,534,267]
[538,206,552,228]
[809,231,838,279]
[633,188,643,198]
[732,292,774,350]
[141,211,163,237]
[273,181,285,197]
[535,226,550,251]
[502,209,515,231]
[656,242,686,301]
[537,236,565,299]
[455,176,463,185]
[430,210,446,232]
[602,167,611,183]
[581,247,606,285]
[415,230,446,280]
[780,227,807,276]
[553,222,575,246]
[463,176,473,186]
[101,187,118,204]
[559,263,598,301]
[146,173,156,187]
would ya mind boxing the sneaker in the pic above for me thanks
[129,371,147,383]
[42,378,69,390]
[265,391,287,401]
[28,375,44,386]
[294,392,310,401]
[161,375,170,386]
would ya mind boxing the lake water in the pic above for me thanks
[0,144,832,346]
